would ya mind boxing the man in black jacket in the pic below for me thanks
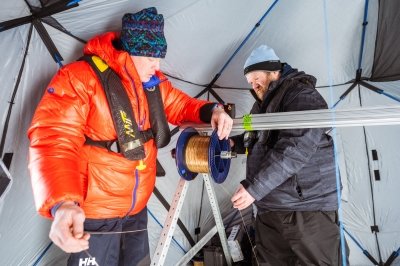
[230,45,348,265]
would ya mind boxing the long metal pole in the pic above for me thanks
[184,105,400,132]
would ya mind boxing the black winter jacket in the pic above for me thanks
[231,64,339,212]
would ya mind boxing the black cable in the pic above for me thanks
[164,72,362,91]
[164,73,205,87]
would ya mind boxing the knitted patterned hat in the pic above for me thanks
[120,7,167,58]
[243,45,281,75]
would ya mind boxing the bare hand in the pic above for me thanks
[211,108,233,140]
[231,184,255,210]
[49,201,90,253]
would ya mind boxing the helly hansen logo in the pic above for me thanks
[79,257,97,266]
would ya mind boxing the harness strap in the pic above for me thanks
[81,55,148,161]
[84,129,154,153]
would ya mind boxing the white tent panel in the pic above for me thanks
[360,87,400,262]
[0,25,30,140]
[162,0,267,84]
[218,0,378,89]
[0,0,30,21]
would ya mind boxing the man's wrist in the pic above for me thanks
[51,201,79,217]
[212,103,224,112]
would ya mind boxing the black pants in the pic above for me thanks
[68,208,150,266]
[254,211,349,266]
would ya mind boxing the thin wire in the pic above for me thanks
[79,228,148,266]
[216,183,261,264]
[85,229,147,235]
[239,210,260,266]
[84,250,100,266]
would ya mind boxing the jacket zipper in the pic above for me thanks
[124,66,144,215]
[126,169,140,216]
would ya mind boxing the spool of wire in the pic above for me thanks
[174,127,232,183]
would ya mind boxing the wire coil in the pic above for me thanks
[185,135,210,173]
[175,127,231,183]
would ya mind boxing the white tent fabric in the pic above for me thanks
[1,0,399,265]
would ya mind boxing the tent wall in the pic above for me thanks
[371,0,400,81]
[1,0,400,265]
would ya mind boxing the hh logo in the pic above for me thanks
[79,257,97,266]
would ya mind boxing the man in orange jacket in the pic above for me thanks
[28,7,232,265]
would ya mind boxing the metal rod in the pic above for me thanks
[183,105,400,132]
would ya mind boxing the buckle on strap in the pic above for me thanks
[122,139,142,152]
[122,129,154,152]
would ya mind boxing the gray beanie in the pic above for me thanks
[243,45,281,75]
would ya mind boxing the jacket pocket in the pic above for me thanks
[293,174,304,201]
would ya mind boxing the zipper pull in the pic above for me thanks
[136,159,146,170]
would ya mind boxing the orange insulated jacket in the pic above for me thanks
[28,32,209,219]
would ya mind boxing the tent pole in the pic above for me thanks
[0,0,80,32]
[359,81,400,103]
[384,247,400,266]
[343,227,379,265]
[330,82,358,109]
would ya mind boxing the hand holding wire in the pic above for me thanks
[49,201,90,253]
[231,184,255,210]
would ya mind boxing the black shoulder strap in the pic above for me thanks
[143,86,171,148]
[81,55,146,161]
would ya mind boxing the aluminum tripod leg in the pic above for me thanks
[151,175,232,266]
[176,226,218,265]
[203,173,232,266]
[151,178,189,266]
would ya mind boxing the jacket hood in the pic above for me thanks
[83,32,133,76]
[273,63,317,89]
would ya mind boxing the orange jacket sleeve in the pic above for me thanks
[28,63,90,218]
